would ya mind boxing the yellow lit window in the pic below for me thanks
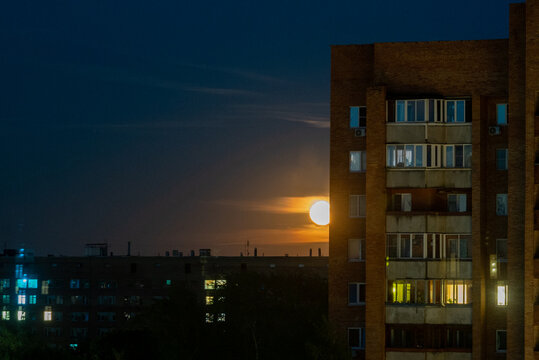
[391,282,411,303]
[204,280,215,290]
[1,310,9,320]
[445,280,471,304]
[216,280,226,288]
[205,296,214,305]
[44,306,52,321]
[497,284,508,306]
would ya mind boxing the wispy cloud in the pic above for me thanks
[64,120,226,130]
[181,63,290,85]
[216,196,329,214]
[181,85,260,97]
[233,103,329,128]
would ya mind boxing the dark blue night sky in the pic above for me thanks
[0,0,519,256]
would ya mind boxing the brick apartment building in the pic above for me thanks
[329,1,539,359]
[0,246,327,348]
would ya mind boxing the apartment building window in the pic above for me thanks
[387,325,471,350]
[1,310,9,321]
[350,151,366,172]
[350,106,366,128]
[44,306,52,321]
[71,328,88,338]
[0,279,10,291]
[97,312,116,322]
[387,233,471,260]
[2,295,9,304]
[496,330,507,352]
[445,280,472,304]
[41,280,49,295]
[386,145,423,167]
[497,104,507,125]
[17,292,26,305]
[348,283,366,305]
[496,194,508,216]
[71,312,89,322]
[349,195,366,218]
[444,145,472,168]
[497,239,507,262]
[445,100,466,123]
[393,193,411,212]
[448,194,467,212]
[388,280,425,304]
[396,99,426,122]
[15,264,23,278]
[497,282,508,306]
[426,144,442,167]
[446,234,472,259]
[17,309,25,321]
[97,296,116,305]
[70,279,80,289]
[71,296,88,305]
[496,149,508,170]
[29,295,36,305]
[348,328,366,350]
[386,234,424,259]
[348,238,365,261]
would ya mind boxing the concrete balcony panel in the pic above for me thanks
[387,124,426,143]
[424,306,472,325]
[386,305,472,325]
[426,353,472,360]
[387,261,426,279]
[427,261,472,279]
[427,124,472,144]
[426,215,471,233]
[387,170,426,188]
[387,169,471,188]
[386,353,425,360]
[386,306,425,324]
[386,214,427,233]
[425,169,471,188]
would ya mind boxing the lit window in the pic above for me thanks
[496,149,508,170]
[496,194,508,216]
[393,193,412,212]
[44,306,52,321]
[216,280,227,288]
[496,330,507,352]
[348,238,365,262]
[217,313,226,322]
[350,151,366,172]
[205,313,214,323]
[15,264,23,278]
[41,280,49,295]
[16,279,28,289]
[17,294,26,305]
[497,283,508,306]
[348,283,365,305]
[0,279,10,291]
[350,106,366,128]
[1,310,9,320]
[165,279,171,286]
[348,327,365,350]
[206,296,214,305]
[444,280,472,305]
[349,195,366,218]
[496,104,507,125]
[28,279,38,289]
[386,144,424,168]
[17,310,25,321]
[69,344,78,350]
[70,279,80,289]
[445,100,466,123]
[204,280,215,290]
[448,194,467,212]
[29,295,36,305]
[388,279,428,304]
[2,295,9,304]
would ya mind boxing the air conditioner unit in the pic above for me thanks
[488,126,501,135]
[355,128,366,137]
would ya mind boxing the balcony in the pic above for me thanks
[386,123,472,144]
[387,168,472,188]
[386,352,471,360]
[386,305,472,325]
[386,213,472,233]
[387,260,472,280]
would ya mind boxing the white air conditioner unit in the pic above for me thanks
[355,128,366,137]
[488,126,501,135]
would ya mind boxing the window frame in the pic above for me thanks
[348,238,365,262]
[348,327,366,350]
[350,106,366,128]
[349,195,366,218]
[496,194,508,216]
[496,330,507,353]
[496,104,508,126]
[496,149,508,170]
[349,151,366,172]
[348,282,366,305]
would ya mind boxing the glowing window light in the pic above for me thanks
[217,313,226,322]
[28,279,38,289]
[16,279,28,289]
[44,307,52,321]
[204,280,215,290]
[1,311,9,320]
[17,294,26,305]
[205,313,214,323]
[216,279,227,288]
[205,296,214,305]
[17,310,25,321]
[29,295,36,304]
[497,284,508,306]
[41,280,49,295]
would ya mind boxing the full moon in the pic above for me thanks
[309,200,330,226]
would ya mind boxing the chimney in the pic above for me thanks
[309,248,312,257]
[254,248,258,257]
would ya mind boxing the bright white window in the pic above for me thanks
[350,151,366,172]
[497,283,508,306]
[204,280,216,290]
[496,194,508,216]
[349,195,366,218]
[17,309,25,321]
[448,194,467,212]
[496,330,507,352]
[1,310,9,320]
[394,193,412,211]
[17,294,26,305]
[350,106,366,128]
[444,280,472,304]
[496,149,508,170]
[445,100,466,123]
[44,306,52,321]
[348,238,365,261]
[348,283,365,305]
[348,327,366,350]
[496,104,507,125]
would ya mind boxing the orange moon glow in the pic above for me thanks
[309,200,330,226]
